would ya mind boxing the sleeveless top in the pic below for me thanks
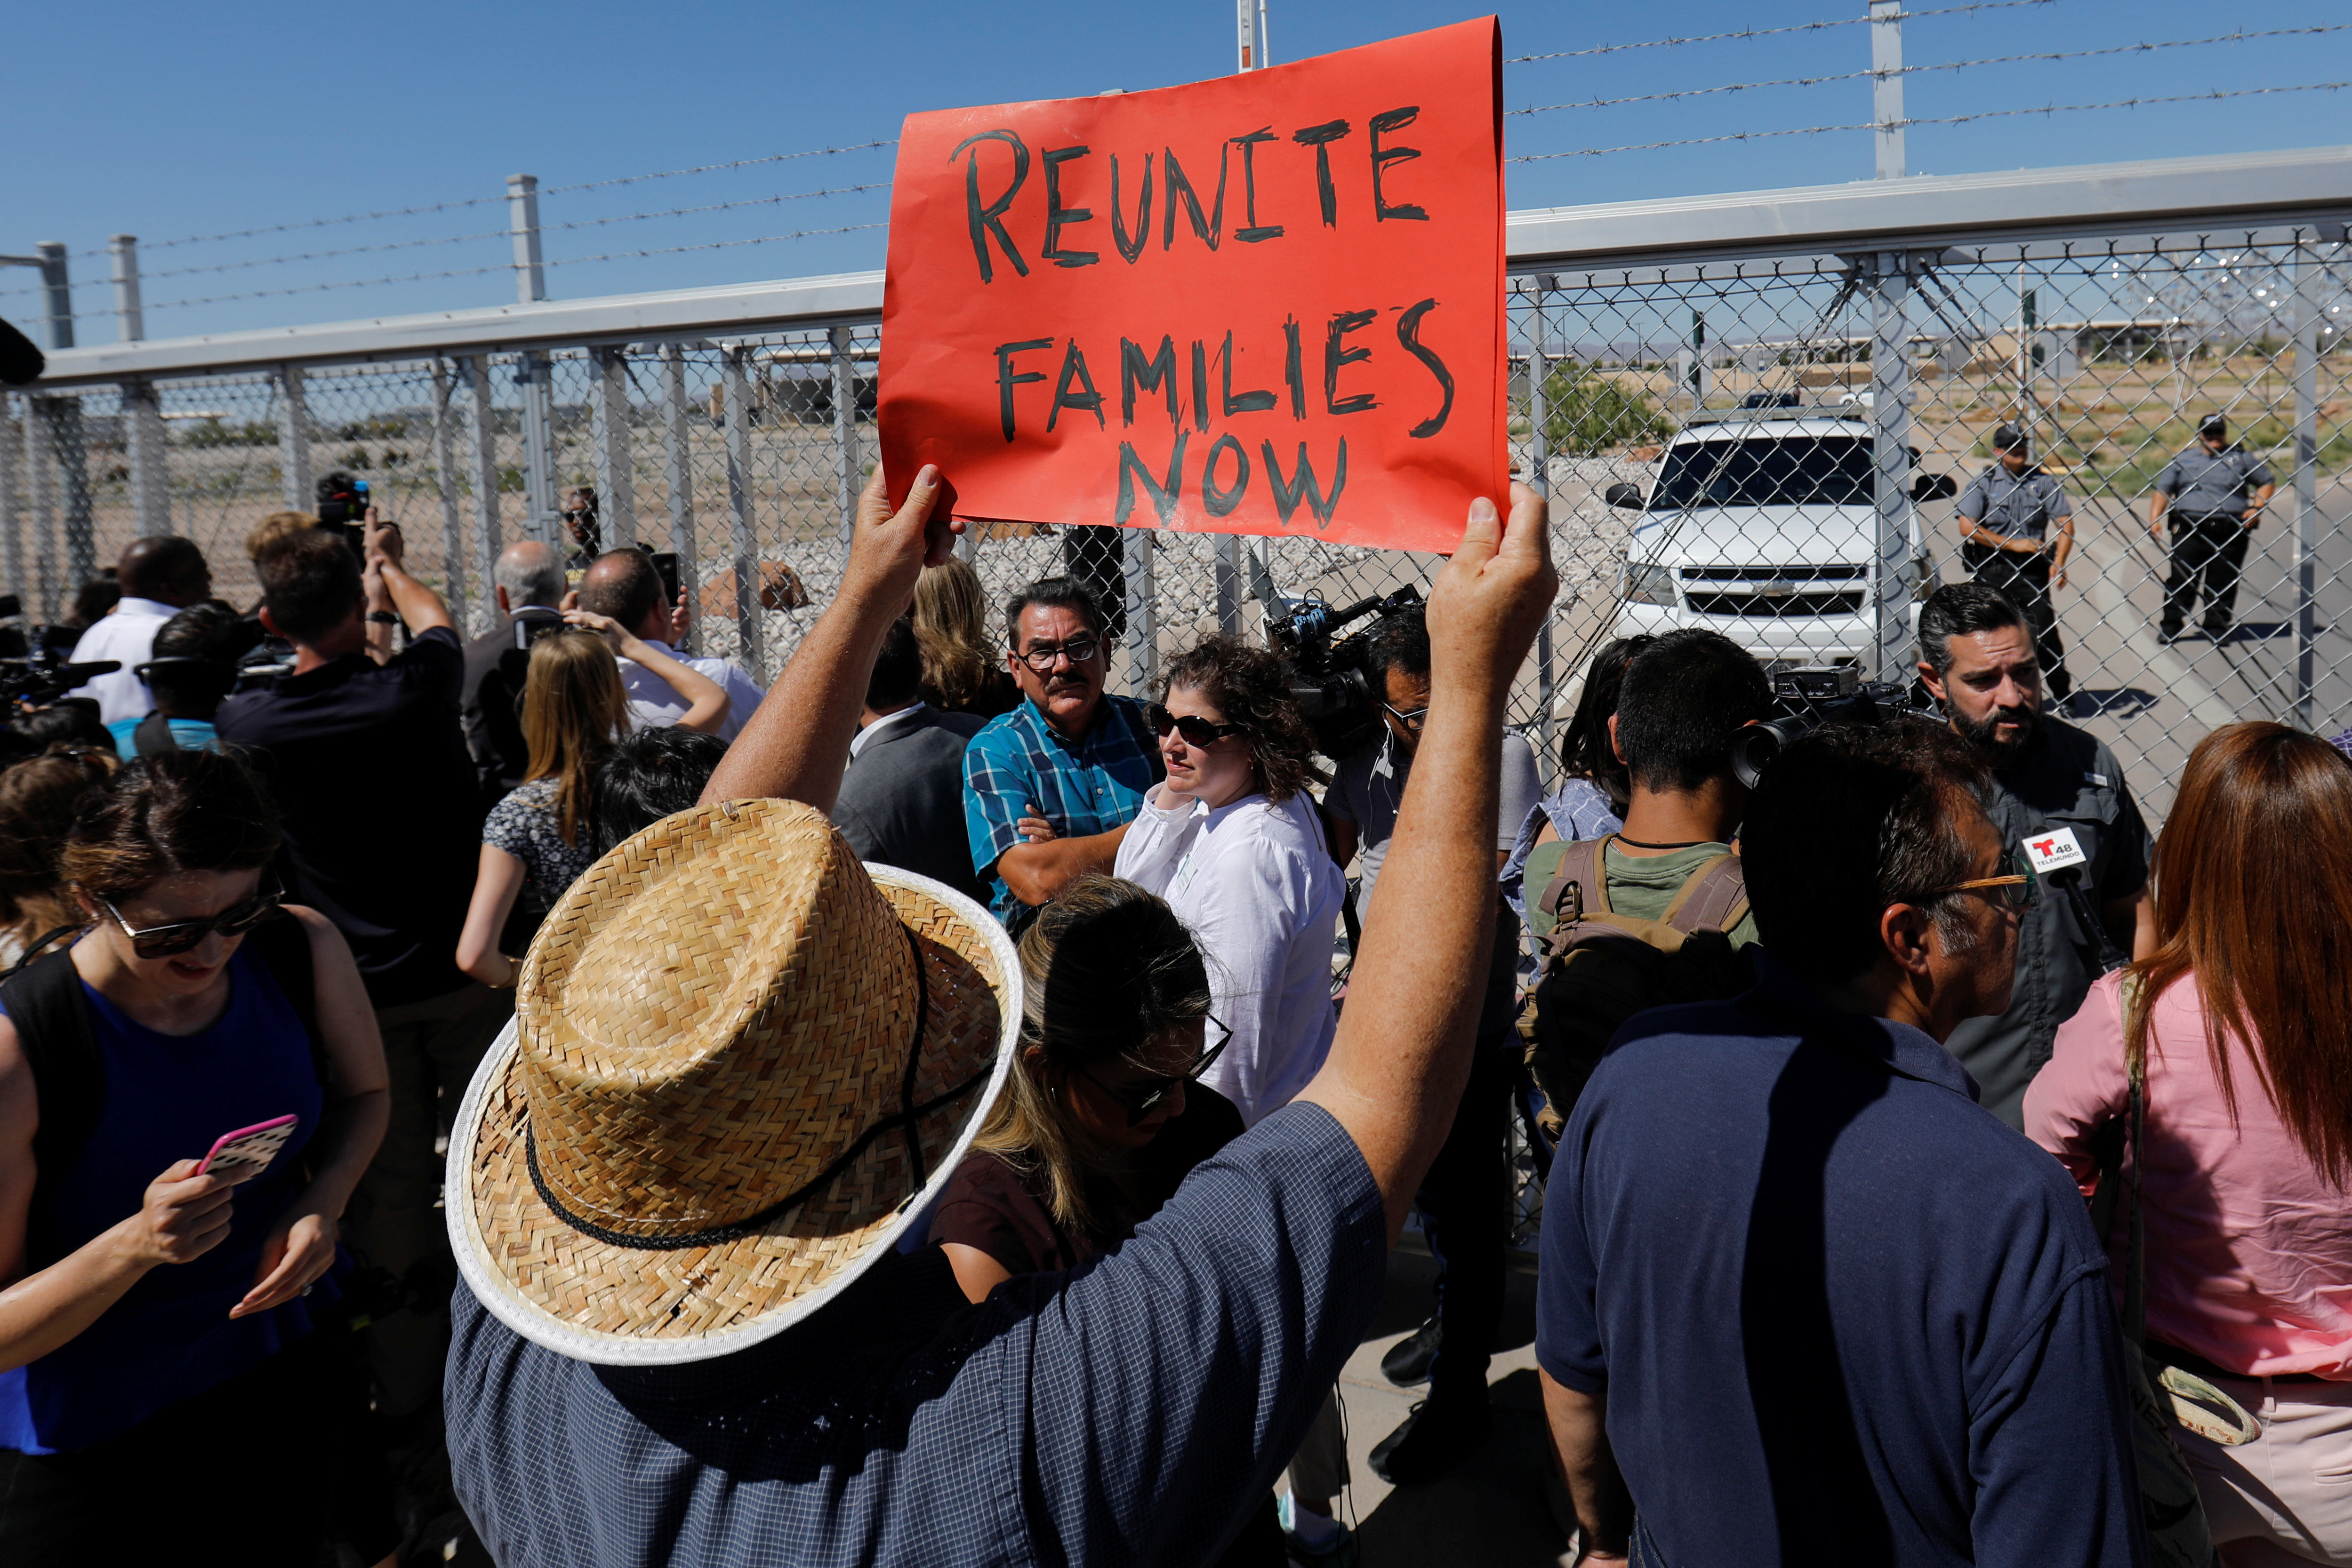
[0,942,334,1454]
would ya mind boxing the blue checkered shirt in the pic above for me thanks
[962,694,1162,921]
[446,1103,1385,1568]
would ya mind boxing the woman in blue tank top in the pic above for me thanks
[0,749,396,1568]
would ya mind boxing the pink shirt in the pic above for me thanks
[2025,969,2352,1379]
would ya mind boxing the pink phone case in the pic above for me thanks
[199,1114,300,1180]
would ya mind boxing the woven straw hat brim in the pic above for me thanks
[446,865,1019,1368]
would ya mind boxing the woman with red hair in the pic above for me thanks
[2028,721,2352,1564]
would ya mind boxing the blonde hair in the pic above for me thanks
[522,631,630,846]
[911,558,998,711]
[971,875,1212,1235]
[246,511,319,560]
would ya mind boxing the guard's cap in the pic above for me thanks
[2199,413,2228,440]
[1992,423,2029,451]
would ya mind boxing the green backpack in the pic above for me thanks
[1518,836,1753,1137]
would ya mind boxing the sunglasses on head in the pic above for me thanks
[98,875,285,959]
[1145,704,1245,747]
[1077,1018,1233,1127]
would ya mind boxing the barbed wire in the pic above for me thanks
[538,182,891,235]
[1506,0,2056,64]
[133,227,515,282]
[144,261,517,312]
[1508,80,2352,161]
[547,222,889,267]
[539,140,898,195]
[1511,25,2352,115]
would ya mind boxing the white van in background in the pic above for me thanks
[1606,404,1956,668]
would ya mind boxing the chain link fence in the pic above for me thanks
[5,223,2345,824]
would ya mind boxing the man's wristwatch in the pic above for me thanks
[367,610,401,624]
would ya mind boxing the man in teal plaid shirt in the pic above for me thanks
[961,576,1161,926]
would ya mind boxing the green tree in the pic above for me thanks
[1540,362,1670,456]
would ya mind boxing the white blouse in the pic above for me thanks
[1113,785,1345,1128]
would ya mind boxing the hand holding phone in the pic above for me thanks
[199,1114,299,1185]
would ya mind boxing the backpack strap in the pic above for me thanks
[0,946,107,1230]
[242,910,327,1083]
[1660,852,1750,936]
[1537,837,1614,930]
[131,711,181,758]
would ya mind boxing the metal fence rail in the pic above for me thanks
[7,151,2347,820]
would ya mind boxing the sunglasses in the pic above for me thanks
[1382,701,1429,734]
[1077,1019,1232,1127]
[1921,846,2042,913]
[1014,635,1103,672]
[1146,703,1245,748]
[99,876,285,959]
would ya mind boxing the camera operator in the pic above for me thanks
[460,541,567,803]
[574,548,763,742]
[1325,601,1541,1485]
[64,537,213,725]
[1915,582,2151,1128]
[214,511,506,1443]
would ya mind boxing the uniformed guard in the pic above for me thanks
[1956,423,2074,704]
[2150,413,2277,643]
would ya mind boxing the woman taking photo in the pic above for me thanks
[927,875,1291,1565]
[0,749,393,1565]
[455,621,724,988]
[912,556,1018,719]
[2027,722,2352,1565]
[1112,636,1344,1127]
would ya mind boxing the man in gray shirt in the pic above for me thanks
[2152,412,2276,643]
[1325,603,1541,1484]
[1957,423,2074,704]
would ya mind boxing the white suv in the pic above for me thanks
[1605,406,1954,666]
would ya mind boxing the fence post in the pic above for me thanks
[1867,250,1915,685]
[2292,232,2324,728]
[114,238,170,535]
[1123,531,1156,696]
[658,343,698,641]
[276,364,313,514]
[36,397,94,593]
[429,360,471,633]
[721,345,762,682]
[830,325,858,566]
[35,243,72,352]
[462,355,501,620]
[591,346,636,548]
[1525,282,1557,787]
[507,175,560,544]
[21,401,55,619]
[0,396,20,615]
[1869,0,1905,181]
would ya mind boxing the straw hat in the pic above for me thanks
[447,798,1019,1366]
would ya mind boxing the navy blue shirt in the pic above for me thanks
[446,1101,1384,1567]
[1537,953,2144,1568]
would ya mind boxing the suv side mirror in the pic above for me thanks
[1603,482,1646,510]
[1912,473,1958,503]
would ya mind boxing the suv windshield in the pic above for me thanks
[1651,435,1875,509]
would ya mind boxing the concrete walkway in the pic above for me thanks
[1316,1243,1573,1567]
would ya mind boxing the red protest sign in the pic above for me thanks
[877,17,1504,556]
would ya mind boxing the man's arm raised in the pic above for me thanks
[701,466,957,811]
[1297,484,1554,1241]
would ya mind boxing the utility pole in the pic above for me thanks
[1211,0,1271,641]
[508,173,561,546]
[1235,0,1270,72]
[1870,0,1906,180]
[112,235,170,531]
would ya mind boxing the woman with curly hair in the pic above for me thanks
[1112,635,1343,1128]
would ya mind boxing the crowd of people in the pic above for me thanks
[0,428,2345,1568]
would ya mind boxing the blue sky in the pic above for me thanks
[5,0,2345,342]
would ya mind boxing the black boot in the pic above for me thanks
[1379,1317,1442,1388]
[1367,1387,1493,1486]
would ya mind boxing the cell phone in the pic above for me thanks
[199,1114,300,1183]
[649,551,682,608]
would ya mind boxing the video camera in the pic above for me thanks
[1729,664,1929,788]
[0,592,120,705]
[1250,554,1424,759]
